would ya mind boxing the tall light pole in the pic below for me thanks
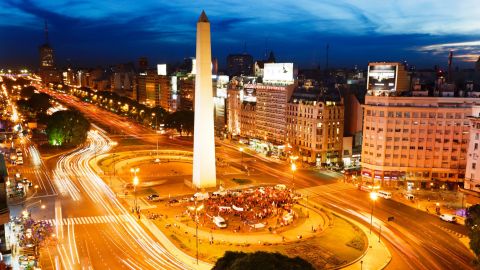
[369,191,378,234]
[291,163,297,189]
[193,199,204,265]
[131,167,139,213]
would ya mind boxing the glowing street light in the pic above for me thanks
[133,175,139,214]
[369,192,378,233]
[193,198,204,265]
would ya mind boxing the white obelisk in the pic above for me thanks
[192,11,216,188]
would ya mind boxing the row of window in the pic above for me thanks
[366,110,464,119]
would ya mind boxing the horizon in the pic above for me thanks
[1,1,479,70]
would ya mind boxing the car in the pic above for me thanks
[168,198,179,204]
[147,194,161,202]
[439,214,457,223]
[378,190,392,199]
[124,183,134,190]
[16,157,23,165]
[404,193,415,200]
[212,216,227,228]
[274,184,287,191]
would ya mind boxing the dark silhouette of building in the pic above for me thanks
[227,54,253,76]
[38,20,61,84]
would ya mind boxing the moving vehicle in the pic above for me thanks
[439,214,457,223]
[16,149,22,156]
[378,190,392,199]
[404,193,414,200]
[275,184,287,191]
[192,192,209,201]
[146,194,161,202]
[16,157,23,165]
[212,216,227,228]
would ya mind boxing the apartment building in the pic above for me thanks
[361,96,480,187]
[465,107,480,192]
[286,86,344,165]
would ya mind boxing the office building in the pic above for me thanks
[227,54,253,76]
[286,83,344,165]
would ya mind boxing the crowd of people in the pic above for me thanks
[189,186,300,228]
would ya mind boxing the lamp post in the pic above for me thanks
[369,191,378,234]
[291,163,297,189]
[131,168,140,213]
[193,199,204,265]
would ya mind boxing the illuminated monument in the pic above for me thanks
[192,11,217,188]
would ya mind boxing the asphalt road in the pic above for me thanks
[37,86,476,270]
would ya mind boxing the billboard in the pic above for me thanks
[263,63,294,82]
[215,75,229,98]
[157,64,167,76]
[367,65,397,91]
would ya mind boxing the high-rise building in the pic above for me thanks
[111,63,136,97]
[465,107,480,193]
[361,95,479,188]
[286,84,344,165]
[227,54,253,77]
[38,21,61,84]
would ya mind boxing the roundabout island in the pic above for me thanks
[93,150,369,269]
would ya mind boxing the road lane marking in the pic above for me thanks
[43,215,133,226]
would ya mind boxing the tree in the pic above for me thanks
[46,110,90,147]
[28,93,51,113]
[20,86,36,99]
[213,251,314,270]
[166,110,194,135]
[466,205,480,257]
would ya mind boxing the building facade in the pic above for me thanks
[465,107,480,192]
[286,86,344,165]
[361,96,480,188]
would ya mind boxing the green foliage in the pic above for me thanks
[20,86,36,99]
[28,93,51,113]
[166,110,194,135]
[466,205,480,257]
[213,251,315,270]
[46,110,90,147]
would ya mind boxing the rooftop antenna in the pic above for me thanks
[44,19,49,44]
[448,50,453,83]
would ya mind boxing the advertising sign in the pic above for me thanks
[263,63,294,82]
[157,64,167,76]
[367,65,397,91]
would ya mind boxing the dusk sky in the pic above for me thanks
[1,0,479,70]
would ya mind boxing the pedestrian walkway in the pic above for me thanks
[43,214,133,226]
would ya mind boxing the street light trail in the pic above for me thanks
[47,127,196,269]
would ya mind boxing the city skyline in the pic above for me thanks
[1,0,480,69]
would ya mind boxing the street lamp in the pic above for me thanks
[291,163,297,189]
[133,175,139,214]
[369,192,378,233]
[193,198,204,265]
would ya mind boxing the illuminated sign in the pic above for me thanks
[367,65,397,91]
[243,87,256,102]
[263,63,294,82]
[157,64,167,76]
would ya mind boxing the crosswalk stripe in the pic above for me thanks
[42,214,137,226]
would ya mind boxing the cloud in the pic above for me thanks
[417,40,480,62]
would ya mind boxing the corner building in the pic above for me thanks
[361,96,480,188]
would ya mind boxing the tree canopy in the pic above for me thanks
[20,85,36,99]
[165,110,194,135]
[466,204,480,257]
[28,93,52,113]
[213,251,314,270]
[46,110,90,147]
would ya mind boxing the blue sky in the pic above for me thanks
[0,0,479,69]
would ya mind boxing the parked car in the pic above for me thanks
[404,193,415,200]
[146,194,161,202]
[439,214,457,223]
